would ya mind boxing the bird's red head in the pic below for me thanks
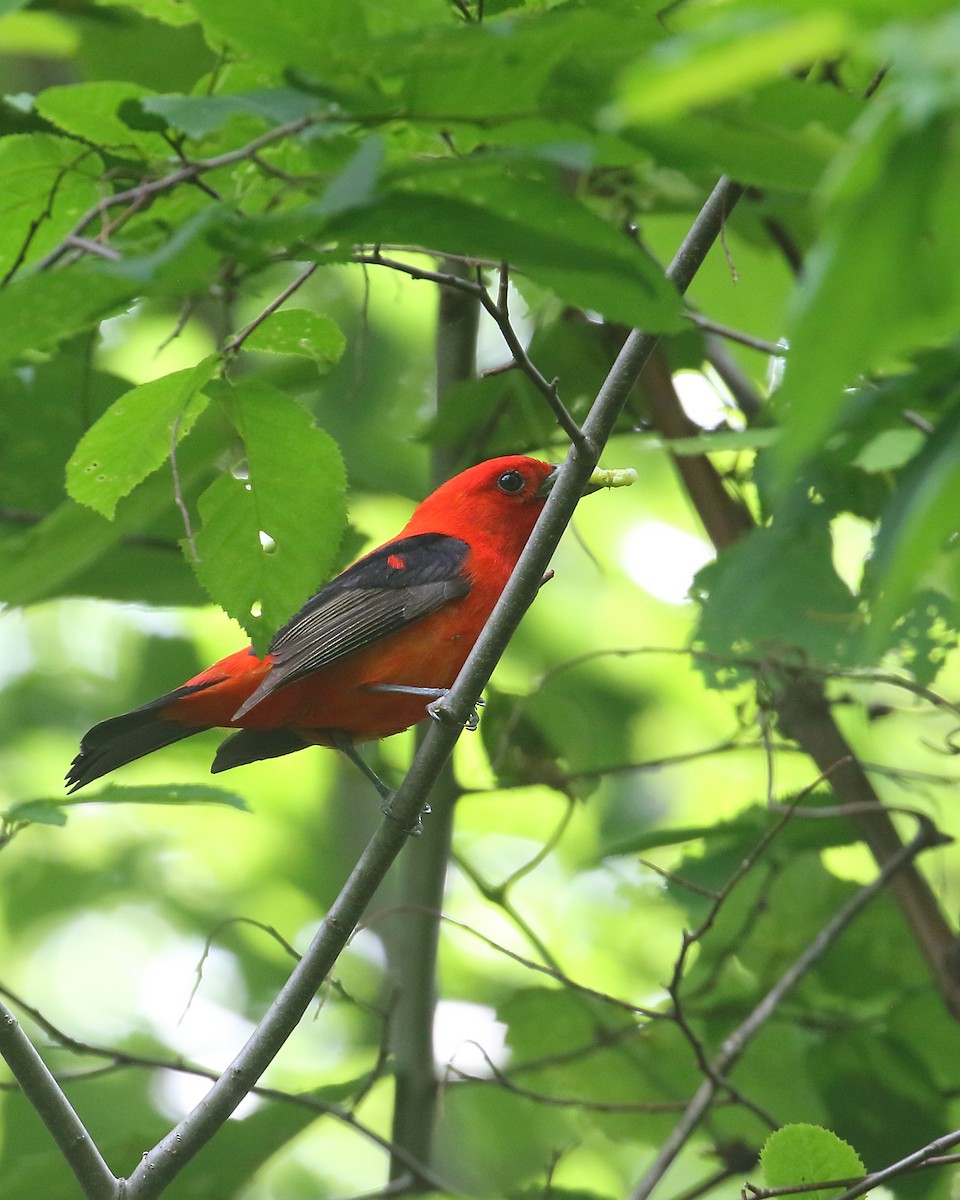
[401,456,557,554]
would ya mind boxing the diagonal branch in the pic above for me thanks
[640,358,960,1017]
[0,996,116,1200]
[628,814,946,1200]
[117,175,744,1199]
[387,257,480,1187]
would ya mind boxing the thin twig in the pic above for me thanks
[170,411,197,561]
[0,982,447,1192]
[628,813,946,1200]
[356,250,589,450]
[365,905,661,1020]
[32,115,318,273]
[686,312,786,356]
[478,263,589,451]
[222,263,318,354]
[445,1045,725,1113]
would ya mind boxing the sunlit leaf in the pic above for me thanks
[192,381,346,652]
[760,1124,864,1200]
[241,309,345,364]
[66,357,218,519]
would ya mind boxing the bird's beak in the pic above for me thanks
[536,465,561,497]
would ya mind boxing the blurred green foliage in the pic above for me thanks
[1,0,960,1198]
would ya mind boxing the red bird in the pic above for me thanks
[67,455,571,795]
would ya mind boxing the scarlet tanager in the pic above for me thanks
[67,455,635,794]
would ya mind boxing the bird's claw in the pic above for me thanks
[380,792,428,836]
[426,693,484,731]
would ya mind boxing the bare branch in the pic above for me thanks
[0,995,117,1200]
[30,115,318,274]
[222,263,318,354]
[627,814,946,1200]
[686,312,786,356]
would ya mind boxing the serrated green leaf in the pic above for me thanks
[0,411,222,607]
[34,81,171,155]
[693,508,859,682]
[66,357,218,518]
[192,382,346,652]
[0,134,103,279]
[190,0,359,67]
[760,1124,864,1200]
[242,309,345,363]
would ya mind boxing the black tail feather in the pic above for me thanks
[211,728,309,773]
[66,680,222,793]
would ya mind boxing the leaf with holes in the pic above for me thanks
[242,309,345,365]
[192,381,346,653]
[66,357,218,519]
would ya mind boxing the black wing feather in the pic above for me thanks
[233,533,471,719]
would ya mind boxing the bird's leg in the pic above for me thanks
[364,683,485,732]
[329,732,425,835]
[330,732,392,800]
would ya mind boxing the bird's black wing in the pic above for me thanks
[233,532,471,719]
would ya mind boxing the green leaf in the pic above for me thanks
[192,381,346,652]
[693,506,859,683]
[601,801,858,860]
[65,784,249,810]
[0,265,138,371]
[871,589,959,687]
[304,161,683,331]
[614,12,850,126]
[66,357,218,519]
[93,0,199,27]
[34,81,171,155]
[0,134,103,279]
[773,109,960,486]
[241,309,346,364]
[5,785,248,825]
[0,410,223,607]
[139,88,318,139]
[2,799,67,827]
[861,401,960,653]
[760,1122,864,1199]
[190,0,359,67]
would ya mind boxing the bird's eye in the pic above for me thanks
[497,469,526,495]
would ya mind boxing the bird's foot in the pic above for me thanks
[365,683,484,731]
[426,692,484,731]
[380,793,430,836]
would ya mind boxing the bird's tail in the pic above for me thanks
[66,682,216,793]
